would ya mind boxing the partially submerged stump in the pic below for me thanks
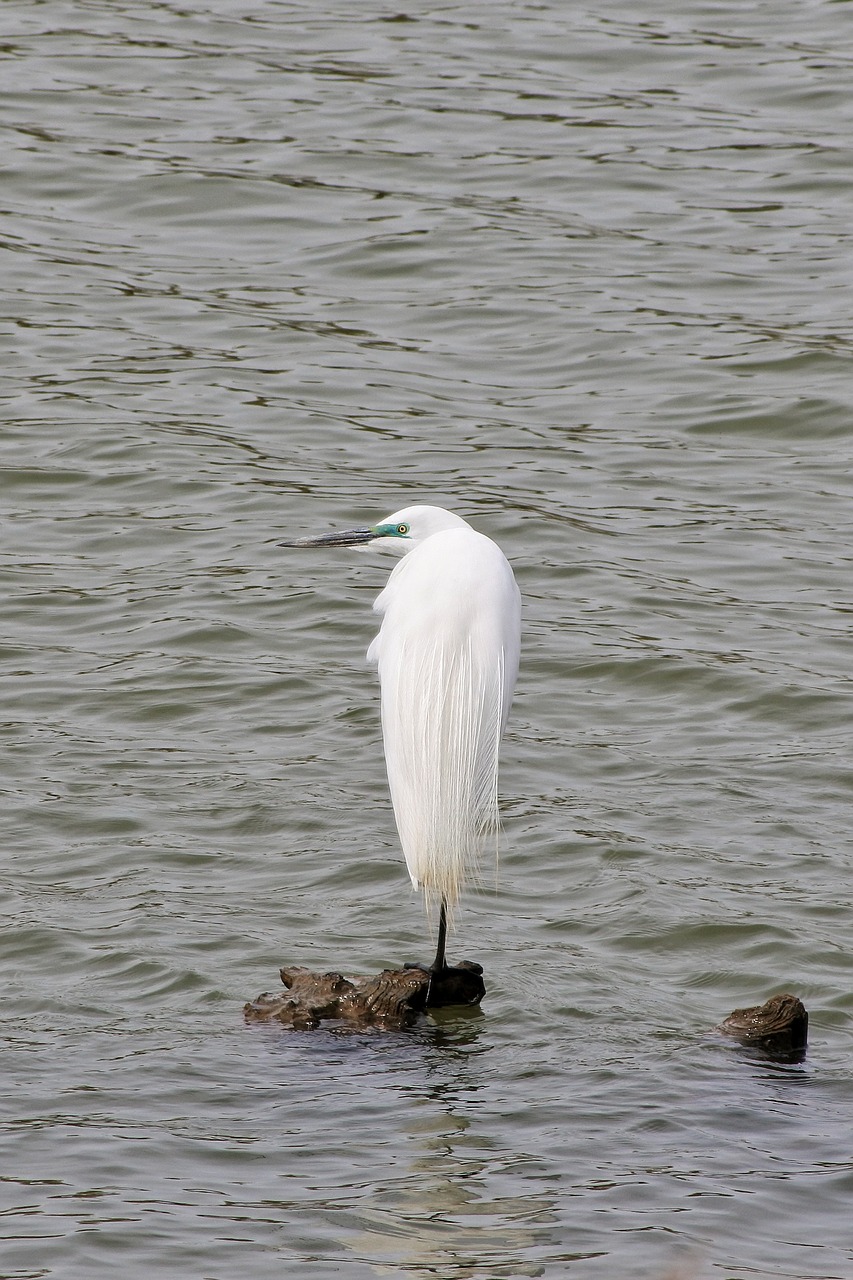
[244,961,486,1031]
[716,992,808,1060]
[245,968,808,1049]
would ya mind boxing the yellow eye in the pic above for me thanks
[397,523,410,535]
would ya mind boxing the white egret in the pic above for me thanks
[284,505,521,977]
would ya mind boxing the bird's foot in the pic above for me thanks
[424,960,485,1008]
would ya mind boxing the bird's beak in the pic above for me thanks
[280,526,377,548]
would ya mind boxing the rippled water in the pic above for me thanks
[3,2,852,1277]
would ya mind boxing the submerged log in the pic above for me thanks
[244,961,486,1031]
[245,966,808,1049]
[716,992,808,1060]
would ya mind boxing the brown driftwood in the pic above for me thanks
[245,967,808,1049]
[244,961,486,1031]
[716,992,808,1060]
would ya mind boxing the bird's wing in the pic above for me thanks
[368,529,520,907]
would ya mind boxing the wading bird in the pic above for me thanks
[285,505,521,977]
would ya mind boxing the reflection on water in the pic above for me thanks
[306,1019,560,1279]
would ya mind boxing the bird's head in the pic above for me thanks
[282,505,469,556]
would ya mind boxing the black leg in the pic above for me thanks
[430,897,448,975]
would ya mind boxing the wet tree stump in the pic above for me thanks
[244,961,486,1031]
[716,992,808,1060]
[245,968,808,1048]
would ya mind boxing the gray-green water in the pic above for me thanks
[2,2,852,1277]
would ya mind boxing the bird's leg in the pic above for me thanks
[430,897,448,975]
[424,898,449,1008]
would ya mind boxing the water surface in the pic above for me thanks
[2,2,852,1277]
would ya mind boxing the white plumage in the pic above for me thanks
[366,507,520,912]
[285,502,520,970]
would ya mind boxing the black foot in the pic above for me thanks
[425,961,485,1008]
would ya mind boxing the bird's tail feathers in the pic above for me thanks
[382,635,508,920]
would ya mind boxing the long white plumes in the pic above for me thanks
[379,632,507,910]
[367,514,520,917]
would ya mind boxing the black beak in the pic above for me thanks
[280,527,376,548]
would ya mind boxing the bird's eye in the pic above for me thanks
[397,523,410,535]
